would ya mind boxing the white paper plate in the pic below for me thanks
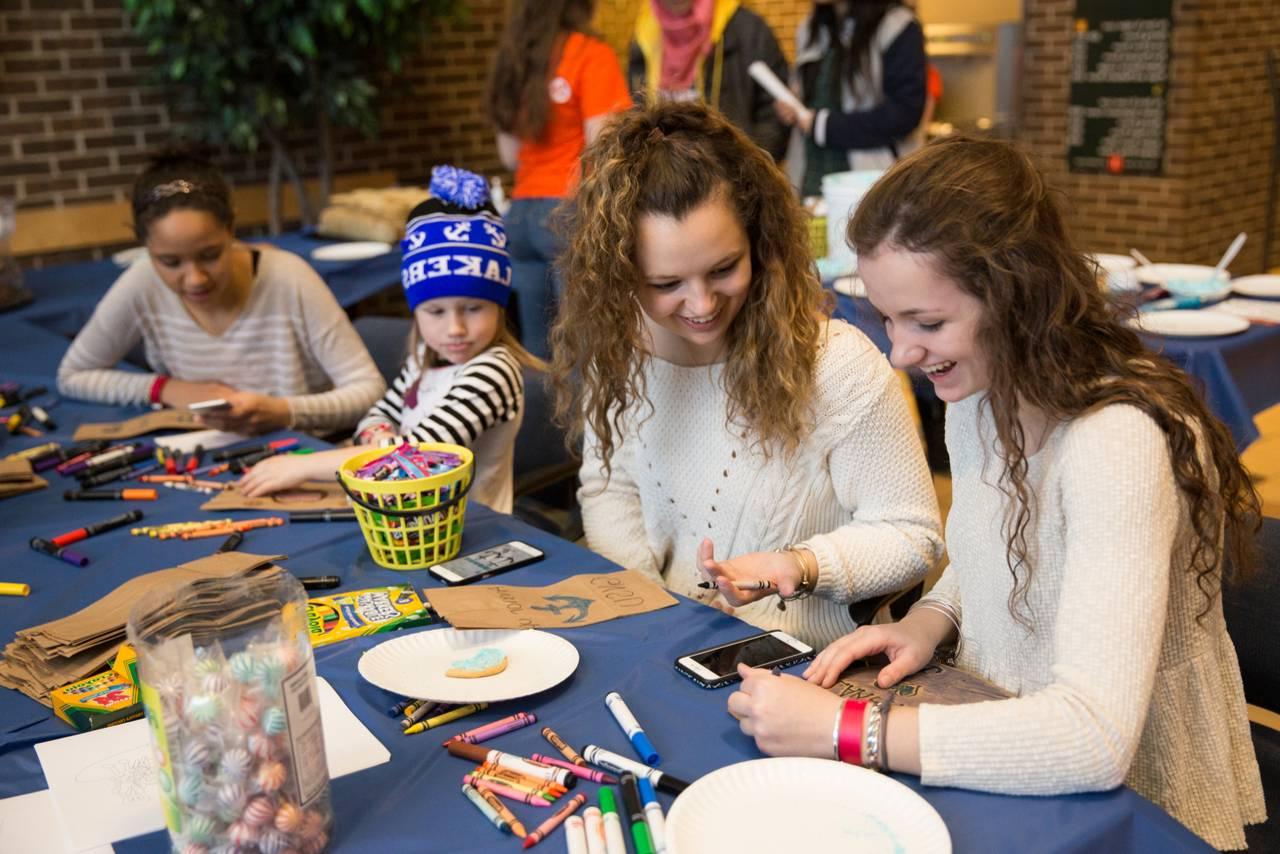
[111,246,146,267]
[310,241,392,262]
[357,628,579,703]
[666,758,950,854]
[831,275,866,298]
[1231,274,1280,298]
[1131,309,1250,338]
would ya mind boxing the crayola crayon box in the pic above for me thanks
[306,584,436,647]
[51,643,142,731]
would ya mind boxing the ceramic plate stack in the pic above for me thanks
[665,757,950,854]
[1231,274,1280,298]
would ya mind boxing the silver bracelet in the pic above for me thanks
[831,700,845,760]
[862,701,883,770]
[878,694,893,771]
[909,599,961,636]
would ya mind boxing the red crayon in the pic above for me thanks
[523,793,587,849]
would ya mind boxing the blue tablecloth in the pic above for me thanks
[0,314,1210,852]
[13,232,401,339]
[831,291,1280,449]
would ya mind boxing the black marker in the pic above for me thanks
[298,575,341,591]
[217,531,244,553]
[290,510,358,523]
[29,537,90,568]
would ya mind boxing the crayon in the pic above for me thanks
[695,579,776,591]
[444,711,537,746]
[523,793,587,849]
[0,582,30,597]
[461,783,512,835]
[473,764,567,797]
[464,775,556,807]
[530,754,617,785]
[403,702,488,735]
[541,725,587,765]
[386,697,416,717]
[400,701,442,728]
[472,782,528,838]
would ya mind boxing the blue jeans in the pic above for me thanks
[505,197,563,361]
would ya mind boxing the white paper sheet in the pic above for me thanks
[34,676,389,849]
[747,60,813,122]
[0,789,113,854]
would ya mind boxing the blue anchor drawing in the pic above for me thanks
[529,595,594,623]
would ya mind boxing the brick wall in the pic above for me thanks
[1021,0,1280,272]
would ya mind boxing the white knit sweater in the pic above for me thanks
[916,394,1265,850]
[579,319,942,649]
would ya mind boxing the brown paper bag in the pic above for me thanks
[424,569,678,630]
[829,653,1012,707]
[0,457,46,499]
[73,409,203,440]
[201,480,351,512]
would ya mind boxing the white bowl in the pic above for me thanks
[1135,263,1230,300]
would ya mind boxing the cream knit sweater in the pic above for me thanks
[579,319,943,650]
[917,394,1265,850]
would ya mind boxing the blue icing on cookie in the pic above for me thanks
[449,647,505,672]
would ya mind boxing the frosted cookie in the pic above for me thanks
[446,647,508,679]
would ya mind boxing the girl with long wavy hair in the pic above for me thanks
[485,0,630,359]
[550,100,942,650]
[726,135,1264,850]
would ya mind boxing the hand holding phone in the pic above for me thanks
[427,540,545,585]
[188,398,231,412]
[675,630,814,689]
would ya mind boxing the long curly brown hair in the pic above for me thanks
[848,134,1260,621]
[550,100,829,478]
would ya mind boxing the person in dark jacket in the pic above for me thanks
[629,0,790,162]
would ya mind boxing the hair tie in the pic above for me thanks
[145,179,198,206]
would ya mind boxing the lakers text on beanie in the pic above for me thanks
[401,165,511,311]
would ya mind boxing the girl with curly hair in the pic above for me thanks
[726,135,1264,850]
[550,100,942,650]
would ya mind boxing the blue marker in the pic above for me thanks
[605,691,660,766]
[637,777,666,853]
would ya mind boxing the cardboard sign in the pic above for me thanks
[201,480,351,512]
[424,569,678,630]
[73,410,203,441]
[829,653,1011,707]
[0,457,47,500]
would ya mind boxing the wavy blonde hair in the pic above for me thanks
[550,101,829,478]
[849,135,1260,621]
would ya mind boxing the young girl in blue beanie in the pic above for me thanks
[239,166,543,512]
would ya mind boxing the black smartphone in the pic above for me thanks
[675,630,815,689]
[427,540,546,585]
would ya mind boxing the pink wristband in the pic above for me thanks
[148,375,169,405]
[837,699,868,766]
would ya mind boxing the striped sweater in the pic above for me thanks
[56,247,385,432]
[356,344,524,512]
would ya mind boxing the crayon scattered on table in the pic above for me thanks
[531,754,617,785]
[403,702,488,735]
[444,711,537,746]
[461,783,512,835]
[542,725,587,766]
[472,782,527,837]
[523,793,587,849]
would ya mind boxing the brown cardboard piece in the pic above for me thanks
[829,653,1012,707]
[0,457,47,499]
[424,568,678,630]
[201,480,351,512]
[73,409,204,441]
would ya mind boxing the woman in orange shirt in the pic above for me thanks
[486,0,632,359]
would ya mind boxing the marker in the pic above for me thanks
[6,441,58,462]
[541,725,587,765]
[289,510,358,522]
[619,774,655,854]
[696,579,776,591]
[464,775,557,806]
[298,575,340,591]
[447,742,575,788]
[523,792,587,849]
[530,754,617,785]
[0,582,30,597]
[461,783,512,835]
[583,806,607,854]
[604,692,660,766]
[444,711,537,745]
[29,537,90,568]
[216,531,244,553]
[64,488,158,501]
[582,746,689,795]
[28,405,56,430]
[597,788,629,854]
[637,778,666,853]
[565,814,589,854]
[212,438,299,461]
[403,702,488,735]
[472,782,528,838]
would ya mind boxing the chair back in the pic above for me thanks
[1223,515,1280,711]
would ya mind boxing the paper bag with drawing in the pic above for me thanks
[424,569,678,629]
[73,410,203,441]
[201,480,350,512]
[829,653,1011,707]
[0,457,47,500]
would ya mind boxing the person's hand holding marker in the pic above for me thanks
[697,537,816,611]
[728,662,842,758]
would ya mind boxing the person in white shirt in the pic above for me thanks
[726,135,1265,850]
[549,101,942,650]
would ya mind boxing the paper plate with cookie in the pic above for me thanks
[357,628,579,703]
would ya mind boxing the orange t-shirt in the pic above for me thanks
[512,32,632,200]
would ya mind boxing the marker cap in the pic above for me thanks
[0,582,30,597]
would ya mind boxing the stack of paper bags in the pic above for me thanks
[0,552,284,705]
[0,457,46,500]
[316,186,430,243]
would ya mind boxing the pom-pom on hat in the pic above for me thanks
[401,166,511,311]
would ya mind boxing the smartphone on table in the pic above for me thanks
[675,630,815,689]
[427,540,546,585]
[188,398,231,412]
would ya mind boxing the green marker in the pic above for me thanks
[620,773,655,854]
[598,786,630,854]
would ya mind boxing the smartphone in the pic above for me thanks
[675,630,815,689]
[188,398,231,412]
[427,540,546,585]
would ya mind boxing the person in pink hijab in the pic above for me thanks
[629,0,790,161]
